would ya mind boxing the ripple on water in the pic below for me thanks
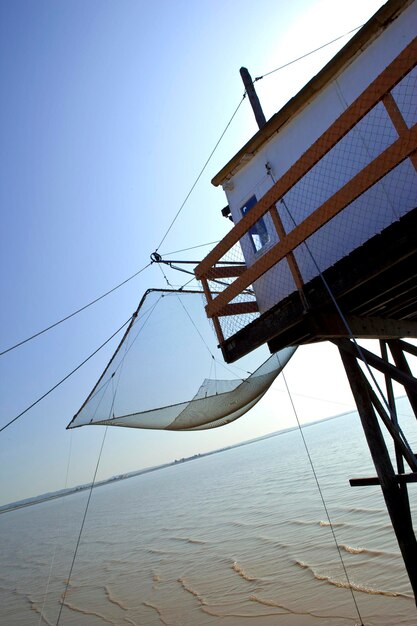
[295,560,414,599]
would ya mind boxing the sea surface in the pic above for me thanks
[1,399,416,626]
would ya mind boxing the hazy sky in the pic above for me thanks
[0,0,389,505]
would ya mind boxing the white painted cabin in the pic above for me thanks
[209,0,416,318]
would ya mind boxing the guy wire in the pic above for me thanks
[277,355,364,626]
[254,25,363,81]
[0,317,132,433]
[265,164,413,460]
[38,430,73,626]
[55,426,109,625]
[1,263,151,357]
[155,96,246,252]
[279,193,414,459]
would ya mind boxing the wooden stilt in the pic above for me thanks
[387,339,417,417]
[380,340,414,543]
[338,345,417,604]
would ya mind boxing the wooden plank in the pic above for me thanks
[269,206,306,297]
[222,296,307,362]
[206,123,417,318]
[216,301,258,317]
[207,265,247,279]
[351,275,417,317]
[196,37,417,278]
[380,340,407,486]
[339,348,417,600]
[383,92,417,171]
[399,340,417,358]
[350,473,417,486]
[388,339,417,417]
[383,293,417,319]
[200,277,224,345]
[310,314,417,340]
[335,337,417,394]
[364,377,417,471]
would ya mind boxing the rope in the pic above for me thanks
[157,262,172,288]
[157,261,253,379]
[3,96,241,358]
[153,255,254,295]
[0,263,151,357]
[269,385,354,409]
[265,164,413,457]
[2,26,364,361]
[110,296,163,379]
[3,97,241,360]
[254,25,363,82]
[160,277,253,383]
[176,294,215,359]
[155,265,219,362]
[55,427,109,625]
[81,289,211,422]
[213,357,249,380]
[0,317,132,433]
[277,355,364,626]
[155,267,250,380]
[278,194,415,460]
[72,297,165,413]
[38,430,73,626]
[160,240,220,256]
[179,275,199,290]
[155,96,245,252]
[56,291,161,623]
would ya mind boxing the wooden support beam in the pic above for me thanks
[361,374,417,471]
[335,338,417,394]
[388,339,417,417]
[310,314,417,340]
[379,340,413,526]
[383,92,417,171]
[380,340,406,475]
[350,473,417,486]
[269,206,308,307]
[216,301,258,317]
[221,295,306,362]
[200,277,225,346]
[207,265,247,279]
[399,339,417,358]
[339,347,417,602]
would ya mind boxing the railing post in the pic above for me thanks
[201,276,225,345]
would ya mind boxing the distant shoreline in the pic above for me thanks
[0,409,354,514]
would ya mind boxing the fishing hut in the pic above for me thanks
[195,0,417,601]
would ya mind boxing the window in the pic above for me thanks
[240,195,270,253]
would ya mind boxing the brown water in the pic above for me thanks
[1,403,416,625]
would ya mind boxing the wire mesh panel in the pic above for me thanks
[391,65,417,127]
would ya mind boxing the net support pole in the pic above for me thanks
[240,67,267,129]
[338,345,417,605]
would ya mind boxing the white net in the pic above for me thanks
[67,290,295,431]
